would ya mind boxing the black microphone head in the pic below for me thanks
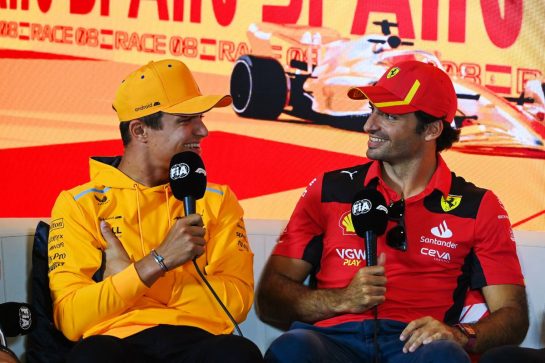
[169,151,207,201]
[0,302,35,337]
[351,189,389,237]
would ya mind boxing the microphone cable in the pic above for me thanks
[192,259,243,337]
[168,151,242,336]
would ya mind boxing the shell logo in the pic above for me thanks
[339,211,356,235]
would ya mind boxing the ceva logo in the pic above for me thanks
[421,247,451,262]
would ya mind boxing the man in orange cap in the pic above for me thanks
[257,60,528,362]
[48,59,263,362]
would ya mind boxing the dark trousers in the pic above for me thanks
[478,345,545,363]
[265,320,471,363]
[67,325,264,363]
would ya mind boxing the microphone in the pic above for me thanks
[168,152,243,336]
[0,302,35,347]
[351,189,388,363]
[351,189,388,266]
[169,151,207,216]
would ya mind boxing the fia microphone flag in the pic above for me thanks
[351,189,388,266]
[169,151,207,216]
[0,302,35,337]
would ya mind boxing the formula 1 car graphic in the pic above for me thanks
[229,21,545,158]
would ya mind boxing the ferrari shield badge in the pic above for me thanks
[441,195,462,212]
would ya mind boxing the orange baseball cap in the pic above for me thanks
[347,60,457,122]
[113,59,232,122]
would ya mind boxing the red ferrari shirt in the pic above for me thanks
[273,156,524,327]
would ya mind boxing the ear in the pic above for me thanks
[424,120,443,141]
[128,120,147,143]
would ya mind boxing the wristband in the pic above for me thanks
[454,323,477,351]
[151,249,168,272]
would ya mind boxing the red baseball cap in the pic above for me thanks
[347,60,457,122]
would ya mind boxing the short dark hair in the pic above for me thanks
[414,111,460,152]
[119,111,164,146]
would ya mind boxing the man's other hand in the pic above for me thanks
[400,316,466,353]
[100,220,131,278]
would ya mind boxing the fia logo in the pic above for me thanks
[352,199,371,216]
[19,306,32,330]
[171,163,190,180]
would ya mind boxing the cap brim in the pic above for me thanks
[164,95,232,115]
[347,87,368,100]
[347,85,418,115]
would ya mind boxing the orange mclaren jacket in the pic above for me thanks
[48,157,254,341]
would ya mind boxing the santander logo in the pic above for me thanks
[431,220,452,238]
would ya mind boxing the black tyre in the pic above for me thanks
[230,55,288,120]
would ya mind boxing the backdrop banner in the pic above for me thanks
[1,0,544,230]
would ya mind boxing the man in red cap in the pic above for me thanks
[48,59,264,362]
[257,60,528,362]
